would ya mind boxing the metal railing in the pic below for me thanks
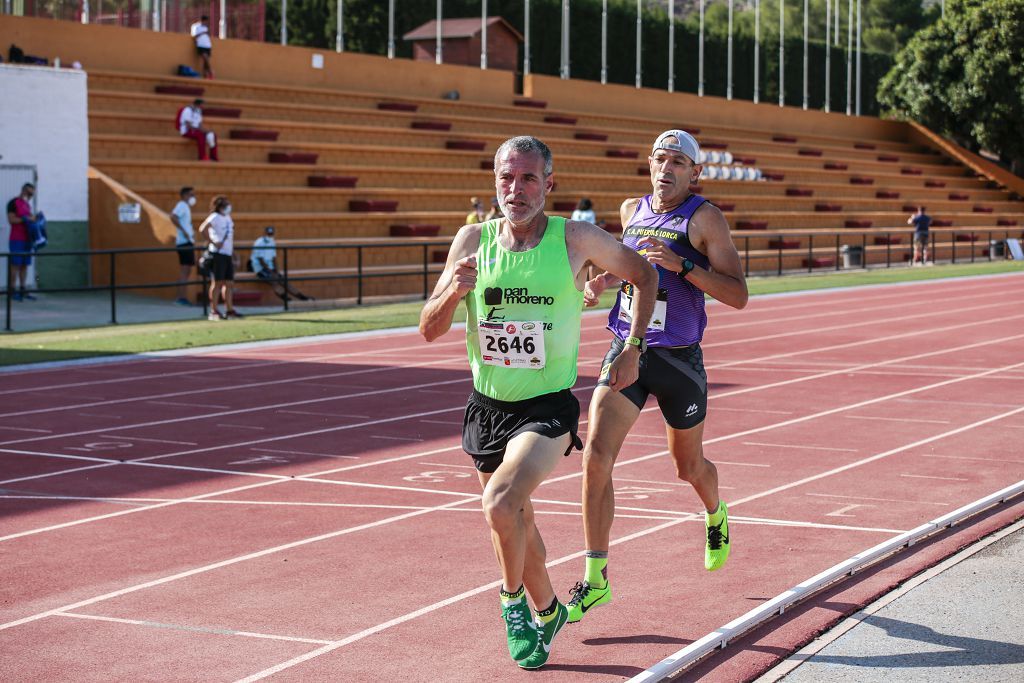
[2,230,1017,331]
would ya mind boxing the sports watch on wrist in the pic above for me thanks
[624,335,647,353]
[679,258,696,278]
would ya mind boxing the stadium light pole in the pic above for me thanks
[855,0,861,115]
[635,0,642,89]
[727,0,733,100]
[560,0,570,79]
[387,0,395,59]
[802,0,808,109]
[754,0,760,104]
[80,0,89,24]
[219,0,226,38]
[481,0,488,69]
[281,0,287,45]
[337,0,345,52]
[668,0,674,92]
[778,0,784,107]
[152,1,160,32]
[601,0,608,84]
[825,0,831,112]
[436,1,442,64]
[846,0,852,115]
[835,0,839,46]
[698,0,704,97]
[524,0,531,76]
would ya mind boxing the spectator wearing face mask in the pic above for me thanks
[171,186,198,306]
[177,99,219,162]
[199,195,243,320]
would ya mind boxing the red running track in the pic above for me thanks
[1,273,1023,682]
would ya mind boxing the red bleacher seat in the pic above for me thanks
[972,206,994,213]
[773,135,797,143]
[948,192,970,200]
[803,257,835,268]
[874,236,902,245]
[606,149,639,158]
[855,143,876,150]
[390,224,440,237]
[815,203,842,212]
[576,132,609,141]
[716,203,736,212]
[798,149,823,157]
[268,152,318,164]
[544,116,577,125]
[877,154,900,162]
[845,220,873,228]
[768,239,800,249]
[996,219,1018,226]
[308,175,358,188]
[229,130,279,141]
[349,199,399,212]
[786,188,814,197]
[411,121,452,131]
[901,168,923,175]
[377,102,418,112]
[513,98,547,108]
[552,201,576,211]
[735,157,757,165]
[446,140,486,151]
[932,219,954,227]
[824,162,848,170]
[763,172,785,181]
[155,84,204,96]
[202,107,241,118]
[849,177,875,185]
[955,233,978,242]
[925,180,946,187]
[876,191,900,199]
[736,220,768,230]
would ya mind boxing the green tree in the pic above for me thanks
[878,0,1024,173]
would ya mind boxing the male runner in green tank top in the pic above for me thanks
[420,136,657,669]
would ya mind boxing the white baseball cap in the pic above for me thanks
[652,129,701,164]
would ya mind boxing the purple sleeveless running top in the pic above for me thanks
[607,194,710,347]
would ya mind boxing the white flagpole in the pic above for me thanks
[481,0,488,69]
[337,0,344,52]
[436,0,442,64]
[667,0,674,92]
[754,0,760,103]
[727,0,733,100]
[635,0,642,89]
[825,0,831,112]
[601,0,608,84]
[698,0,704,96]
[778,0,784,107]
[802,0,808,109]
[387,0,395,59]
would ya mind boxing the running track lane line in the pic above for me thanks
[2,274,1006,389]
[3,328,1021,540]
[4,301,1019,448]
[0,285,1010,418]
[2,356,1020,636]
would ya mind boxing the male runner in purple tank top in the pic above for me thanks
[565,130,749,623]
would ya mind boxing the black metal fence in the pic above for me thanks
[2,229,1016,331]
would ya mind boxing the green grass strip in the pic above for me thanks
[1,261,1019,367]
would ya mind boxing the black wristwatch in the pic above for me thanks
[679,258,696,278]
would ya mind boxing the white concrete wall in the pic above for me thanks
[0,63,89,221]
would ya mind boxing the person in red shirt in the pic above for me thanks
[6,183,37,301]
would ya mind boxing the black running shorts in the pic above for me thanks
[462,389,583,473]
[597,337,708,430]
[210,252,234,281]
[177,244,196,266]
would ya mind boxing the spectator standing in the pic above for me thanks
[908,206,931,266]
[199,195,243,320]
[485,197,502,221]
[178,99,219,162]
[465,196,486,225]
[250,226,311,301]
[190,15,214,79]
[171,186,197,306]
[571,197,597,224]
[6,183,37,301]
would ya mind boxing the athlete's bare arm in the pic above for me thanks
[581,197,641,307]
[419,224,483,342]
[567,218,657,390]
[683,203,748,309]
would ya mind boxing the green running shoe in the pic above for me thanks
[501,600,538,661]
[565,580,612,623]
[518,602,569,670]
[705,501,730,571]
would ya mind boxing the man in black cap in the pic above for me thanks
[251,226,311,301]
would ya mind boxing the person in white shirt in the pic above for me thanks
[571,197,597,224]
[171,186,197,306]
[178,98,219,161]
[199,195,242,320]
[250,226,312,301]
[190,15,214,78]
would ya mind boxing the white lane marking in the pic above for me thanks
[920,453,1024,465]
[805,492,950,507]
[217,424,266,430]
[844,415,952,425]
[0,426,53,433]
[275,410,371,419]
[251,448,357,460]
[371,435,425,442]
[154,400,221,409]
[55,611,336,645]
[418,462,475,469]
[713,460,772,468]
[0,495,480,634]
[742,442,859,453]
[98,434,199,446]
[77,413,120,419]
[715,406,794,415]
[0,463,115,486]
[418,419,464,425]
[897,397,1024,409]
[900,473,970,482]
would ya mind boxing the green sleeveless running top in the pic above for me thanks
[466,216,584,401]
